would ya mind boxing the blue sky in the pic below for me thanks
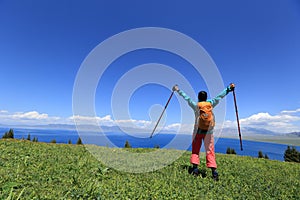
[1,0,300,134]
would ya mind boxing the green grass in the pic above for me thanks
[0,139,299,199]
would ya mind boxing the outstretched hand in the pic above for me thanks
[229,83,235,91]
[172,84,179,92]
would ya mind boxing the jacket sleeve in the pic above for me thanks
[177,90,198,111]
[208,86,232,107]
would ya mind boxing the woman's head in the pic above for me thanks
[198,91,207,102]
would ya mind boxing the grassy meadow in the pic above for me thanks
[0,139,299,199]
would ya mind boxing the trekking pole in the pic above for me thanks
[232,88,243,151]
[150,91,174,138]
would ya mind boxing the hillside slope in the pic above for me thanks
[0,139,299,199]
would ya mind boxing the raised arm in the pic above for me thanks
[209,83,235,107]
[172,85,198,111]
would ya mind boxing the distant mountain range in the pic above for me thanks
[287,132,300,137]
[0,123,158,134]
[1,123,300,137]
[217,127,278,137]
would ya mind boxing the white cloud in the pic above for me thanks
[164,123,181,130]
[241,112,300,124]
[69,115,153,129]
[115,119,152,128]
[163,123,194,133]
[223,109,300,133]
[0,111,61,125]
[69,115,114,126]
[280,108,300,115]
[12,111,49,120]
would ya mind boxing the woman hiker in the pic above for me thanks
[172,83,235,181]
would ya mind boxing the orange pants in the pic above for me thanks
[190,133,217,168]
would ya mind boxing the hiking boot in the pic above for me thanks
[191,168,200,177]
[212,171,219,181]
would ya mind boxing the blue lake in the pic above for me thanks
[1,127,299,162]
